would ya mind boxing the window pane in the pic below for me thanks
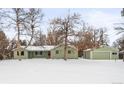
[68,50,71,54]
[17,51,19,56]
[35,51,38,55]
[56,50,59,54]
[21,51,24,56]
[40,51,42,55]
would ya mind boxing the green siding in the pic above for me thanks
[14,47,51,59]
[28,51,33,58]
[93,47,118,51]
[28,51,50,59]
[14,45,78,59]
[14,48,28,59]
[111,52,119,59]
[83,46,119,60]
[92,51,110,59]
[83,51,90,59]
[51,45,78,59]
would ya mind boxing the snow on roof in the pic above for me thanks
[15,44,77,51]
[21,46,55,51]
[119,50,124,54]
[51,44,77,50]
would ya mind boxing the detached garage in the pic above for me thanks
[83,46,119,60]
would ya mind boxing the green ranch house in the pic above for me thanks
[13,44,78,59]
[83,45,119,60]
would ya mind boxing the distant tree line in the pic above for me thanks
[113,8,124,59]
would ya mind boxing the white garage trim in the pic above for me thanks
[90,51,93,59]
[92,51,112,59]
[110,51,112,60]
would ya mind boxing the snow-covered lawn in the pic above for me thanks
[0,59,124,83]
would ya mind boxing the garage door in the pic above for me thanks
[92,51,110,59]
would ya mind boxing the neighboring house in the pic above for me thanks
[51,44,78,59]
[13,46,55,59]
[119,50,124,55]
[13,45,78,59]
[119,50,124,61]
[83,46,119,60]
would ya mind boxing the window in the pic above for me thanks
[21,51,24,56]
[40,51,42,55]
[112,52,117,55]
[56,50,59,54]
[17,51,19,56]
[35,51,38,55]
[68,50,71,54]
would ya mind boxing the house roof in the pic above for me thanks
[83,46,119,52]
[83,48,92,51]
[20,46,55,51]
[51,44,77,50]
[119,50,124,54]
[14,44,77,51]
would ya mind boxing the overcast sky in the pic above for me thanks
[6,8,123,46]
[41,8,123,45]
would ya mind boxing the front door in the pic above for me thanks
[48,51,51,58]
[28,51,33,59]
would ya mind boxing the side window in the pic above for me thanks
[68,50,71,54]
[35,51,38,55]
[112,52,117,55]
[17,51,19,56]
[56,50,59,54]
[21,51,24,56]
[40,51,42,55]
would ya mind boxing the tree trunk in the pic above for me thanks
[64,29,68,61]
[16,9,21,48]
[93,30,96,48]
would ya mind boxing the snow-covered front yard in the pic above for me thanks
[0,59,124,83]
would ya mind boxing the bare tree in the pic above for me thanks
[33,32,46,46]
[74,23,96,56]
[1,8,27,47]
[113,35,124,59]
[113,35,124,50]
[0,30,9,59]
[97,27,109,46]
[50,13,81,60]
[2,8,43,47]
[74,24,109,57]
[23,8,44,47]
[46,24,64,45]
[0,8,44,59]
[114,8,124,34]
